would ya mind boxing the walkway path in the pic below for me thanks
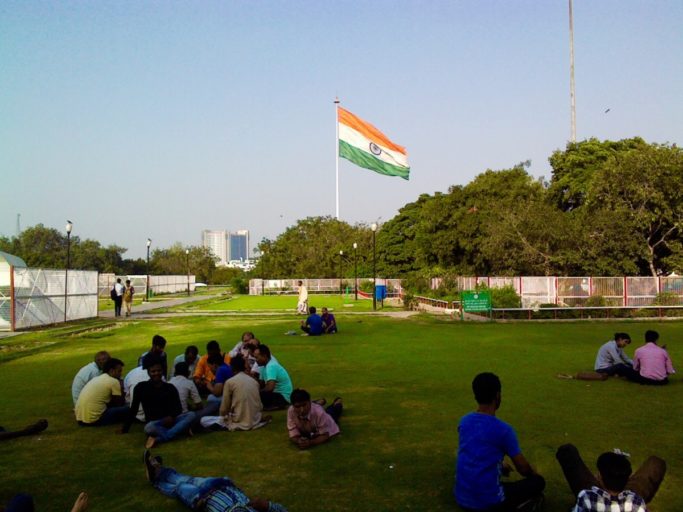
[99,294,222,319]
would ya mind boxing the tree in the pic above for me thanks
[253,217,374,279]
[151,244,218,282]
[586,143,683,276]
[547,137,648,211]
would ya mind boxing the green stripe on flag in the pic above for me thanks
[339,140,410,180]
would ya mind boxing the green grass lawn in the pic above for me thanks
[0,314,681,511]
[180,294,400,312]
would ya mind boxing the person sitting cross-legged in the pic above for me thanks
[454,372,545,511]
[75,358,128,426]
[321,307,338,334]
[169,362,202,414]
[138,334,169,379]
[200,355,270,431]
[121,354,195,448]
[254,344,293,411]
[72,351,110,406]
[171,345,199,378]
[194,340,230,396]
[143,450,287,512]
[556,444,666,511]
[594,333,639,379]
[300,306,323,336]
[287,389,342,450]
[633,330,676,385]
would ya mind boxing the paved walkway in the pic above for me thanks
[99,294,222,319]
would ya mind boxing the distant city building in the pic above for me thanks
[202,230,228,266]
[229,230,249,261]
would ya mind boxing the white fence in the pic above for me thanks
[431,276,683,308]
[98,274,196,297]
[248,278,403,297]
[0,267,98,331]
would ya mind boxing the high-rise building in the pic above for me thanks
[202,230,228,266]
[229,230,250,261]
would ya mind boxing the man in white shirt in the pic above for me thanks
[113,278,125,317]
[297,280,308,314]
[169,362,201,414]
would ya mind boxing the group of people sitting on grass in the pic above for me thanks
[300,306,337,335]
[72,332,343,448]
[557,330,676,385]
[454,372,666,512]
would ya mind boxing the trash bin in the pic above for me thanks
[375,285,387,300]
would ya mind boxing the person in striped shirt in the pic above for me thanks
[143,450,287,512]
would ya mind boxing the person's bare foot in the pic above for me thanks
[313,398,327,406]
[70,492,88,512]
[145,436,157,449]
[261,415,272,424]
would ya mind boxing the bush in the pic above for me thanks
[489,285,521,309]
[653,291,681,306]
[230,276,248,294]
[585,295,606,307]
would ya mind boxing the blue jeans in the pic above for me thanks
[154,467,239,509]
[144,412,195,443]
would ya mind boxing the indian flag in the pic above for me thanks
[338,107,410,180]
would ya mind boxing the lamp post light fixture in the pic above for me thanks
[353,242,358,301]
[261,249,266,296]
[64,220,73,323]
[146,238,152,302]
[186,248,190,296]
[339,250,344,294]
[371,223,377,311]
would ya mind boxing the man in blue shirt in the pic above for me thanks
[455,372,545,511]
[300,306,323,336]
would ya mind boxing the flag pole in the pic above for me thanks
[334,97,340,219]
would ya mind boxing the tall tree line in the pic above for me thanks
[254,138,682,279]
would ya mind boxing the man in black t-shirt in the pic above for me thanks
[121,355,195,448]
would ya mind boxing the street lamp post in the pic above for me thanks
[353,242,358,301]
[262,250,266,296]
[339,250,344,295]
[371,223,377,311]
[64,220,73,323]
[146,238,152,302]
[186,249,190,296]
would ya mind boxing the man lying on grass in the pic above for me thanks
[143,450,287,512]
[287,389,342,450]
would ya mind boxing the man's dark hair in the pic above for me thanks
[230,355,246,373]
[103,358,124,373]
[242,331,255,341]
[152,334,167,349]
[143,353,164,370]
[472,372,501,404]
[174,361,190,377]
[185,345,199,357]
[256,344,271,359]
[208,353,224,366]
[615,332,630,342]
[290,388,311,404]
[645,330,659,344]
[309,306,317,314]
[597,452,632,492]
[207,340,220,352]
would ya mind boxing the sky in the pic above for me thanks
[1,1,681,259]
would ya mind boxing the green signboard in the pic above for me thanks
[461,290,492,314]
